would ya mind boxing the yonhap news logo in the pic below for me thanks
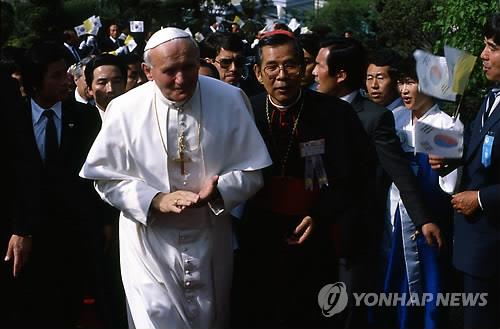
[317,282,349,317]
[318,282,488,317]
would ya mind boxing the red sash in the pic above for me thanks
[259,176,319,216]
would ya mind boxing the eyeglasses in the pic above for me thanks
[214,56,246,69]
[263,63,301,79]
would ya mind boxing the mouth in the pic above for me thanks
[402,96,412,104]
[370,92,381,98]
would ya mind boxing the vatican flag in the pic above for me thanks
[444,45,477,95]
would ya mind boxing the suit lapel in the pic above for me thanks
[59,101,78,156]
[465,96,499,161]
[351,94,364,113]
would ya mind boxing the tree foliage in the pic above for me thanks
[373,0,437,55]
[305,0,378,41]
[423,0,499,121]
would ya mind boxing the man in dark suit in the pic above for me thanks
[232,30,376,328]
[313,37,442,327]
[62,29,82,65]
[430,13,500,329]
[84,53,129,329]
[99,23,126,54]
[4,41,101,328]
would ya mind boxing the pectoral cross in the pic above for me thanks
[175,132,191,176]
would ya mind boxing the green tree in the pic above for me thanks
[306,0,378,42]
[374,0,437,55]
[423,0,498,121]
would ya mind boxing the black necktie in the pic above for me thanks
[43,109,58,165]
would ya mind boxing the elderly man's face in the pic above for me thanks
[254,41,303,106]
[145,39,200,102]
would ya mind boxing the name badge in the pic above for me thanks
[482,132,494,168]
[300,138,325,157]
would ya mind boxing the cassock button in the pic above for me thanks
[183,247,189,252]
[185,281,191,287]
[187,298,193,303]
[185,270,191,275]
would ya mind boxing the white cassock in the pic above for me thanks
[80,75,272,329]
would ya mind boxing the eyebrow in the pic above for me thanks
[485,38,499,49]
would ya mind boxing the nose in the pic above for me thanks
[105,81,114,93]
[480,45,488,61]
[228,61,237,72]
[371,79,379,89]
[175,71,186,85]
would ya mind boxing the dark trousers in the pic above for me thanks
[462,271,500,329]
[338,255,376,329]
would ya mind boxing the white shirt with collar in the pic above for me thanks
[340,89,359,104]
[74,88,95,106]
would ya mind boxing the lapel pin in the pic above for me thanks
[68,123,75,128]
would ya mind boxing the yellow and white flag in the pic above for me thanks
[444,45,477,95]
[233,16,245,27]
[124,35,137,53]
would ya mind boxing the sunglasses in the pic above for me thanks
[214,56,246,69]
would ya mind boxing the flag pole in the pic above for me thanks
[453,93,464,121]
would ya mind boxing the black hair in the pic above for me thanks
[484,13,500,45]
[367,48,402,81]
[84,54,127,88]
[298,33,320,59]
[22,41,67,96]
[395,56,418,82]
[320,37,366,89]
[123,53,143,65]
[255,33,304,66]
[203,32,244,59]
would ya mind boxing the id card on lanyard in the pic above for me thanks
[482,131,494,168]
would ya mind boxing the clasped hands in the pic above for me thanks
[151,175,220,214]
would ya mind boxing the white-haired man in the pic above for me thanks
[80,27,271,329]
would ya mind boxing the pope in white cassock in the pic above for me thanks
[80,27,272,329]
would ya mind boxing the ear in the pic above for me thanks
[336,70,347,84]
[253,64,263,84]
[142,63,153,81]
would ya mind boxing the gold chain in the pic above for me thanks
[153,85,203,159]
[265,95,304,176]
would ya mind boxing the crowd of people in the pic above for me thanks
[0,10,499,329]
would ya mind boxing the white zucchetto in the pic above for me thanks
[144,27,191,51]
